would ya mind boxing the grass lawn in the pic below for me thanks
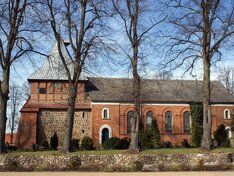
[5,147,234,156]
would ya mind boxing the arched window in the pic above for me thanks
[146,111,153,130]
[183,111,191,134]
[127,111,134,133]
[165,111,172,134]
[224,109,230,119]
[226,127,232,139]
[102,108,109,119]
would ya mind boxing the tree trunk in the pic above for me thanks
[10,102,16,144]
[130,63,140,151]
[201,58,212,150]
[63,83,77,152]
[0,68,10,153]
[200,2,212,151]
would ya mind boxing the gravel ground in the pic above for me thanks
[0,172,234,176]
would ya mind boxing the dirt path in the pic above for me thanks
[1,172,234,176]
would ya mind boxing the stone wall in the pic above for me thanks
[0,153,233,171]
[37,110,92,146]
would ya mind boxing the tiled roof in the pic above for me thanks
[88,77,234,103]
[28,41,74,80]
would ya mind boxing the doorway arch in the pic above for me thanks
[99,124,112,144]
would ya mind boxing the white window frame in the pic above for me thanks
[224,109,231,119]
[102,108,109,119]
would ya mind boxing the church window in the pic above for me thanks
[146,111,153,130]
[183,111,191,134]
[224,109,231,119]
[127,111,134,133]
[165,111,173,134]
[102,108,109,119]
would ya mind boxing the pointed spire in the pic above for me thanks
[28,41,74,80]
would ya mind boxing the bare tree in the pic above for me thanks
[163,0,234,150]
[0,0,31,153]
[21,81,30,101]
[0,0,46,153]
[45,0,110,152]
[154,70,173,80]
[217,65,234,95]
[112,0,165,151]
[8,83,22,144]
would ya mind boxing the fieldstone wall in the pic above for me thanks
[0,153,233,171]
[37,110,92,146]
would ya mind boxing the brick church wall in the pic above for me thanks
[37,110,92,146]
[91,103,234,146]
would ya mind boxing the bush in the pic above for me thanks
[40,140,49,150]
[32,143,39,151]
[81,136,93,150]
[139,130,154,149]
[102,137,130,149]
[151,119,161,148]
[71,139,80,151]
[220,139,230,148]
[50,132,58,150]
[115,138,130,149]
[103,137,119,149]
[181,139,190,148]
[162,141,173,148]
[139,118,161,149]
[214,124,227,146]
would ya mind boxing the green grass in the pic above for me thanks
[4,147,234,156]
[142,147,234,154]
[6,149,128,156]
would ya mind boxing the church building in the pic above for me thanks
[16,42,234,148]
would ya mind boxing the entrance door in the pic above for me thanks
[102,128,109,143]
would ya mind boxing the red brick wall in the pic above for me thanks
[92,104,120,144]
[92,103,234,145]
[16,112,37,148]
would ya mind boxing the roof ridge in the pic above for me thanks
[89,76,217,82]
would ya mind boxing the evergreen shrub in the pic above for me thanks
[50,132,58,150]
[71,139,79,151]
[190,103,203,147]
[139,118,161,149]
[214,124,227,146]
[81,136,93,150]
[102,137,130,149]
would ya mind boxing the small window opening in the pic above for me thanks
[39,88,46,94]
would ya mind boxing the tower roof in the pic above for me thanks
[28,41,74,81]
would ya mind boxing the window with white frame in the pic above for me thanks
[102,108,109,119]
[224,109,231,119]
